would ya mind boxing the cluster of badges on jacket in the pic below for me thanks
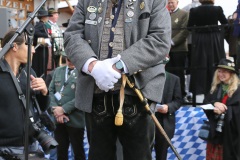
[86,1,105,25]
[87,6,98,20]
[86,0,145,25]
[125,0,145,23]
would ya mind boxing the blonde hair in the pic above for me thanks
[210,69,240,97]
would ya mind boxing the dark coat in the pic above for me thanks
[225,19,238,57]
[0,60,50,146]
[33,21,49,46]
[155,72,182,160]
[204,84,240,160]
[32,21,49,77]
[156,72,183,139]
[187,4,228,94]
[187,5,227,27]
[171,8,189,52]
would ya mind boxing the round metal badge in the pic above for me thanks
[127,10,134,18]
[89,13,97,20]
[71,84,75,89]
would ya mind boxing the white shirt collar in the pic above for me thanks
[48,20,57,25]
[171,8,179,13]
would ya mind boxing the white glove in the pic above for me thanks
[90,55,122,92]
[44,38,52,47]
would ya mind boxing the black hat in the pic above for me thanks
[37,8,52,18]
[48,8,60,15]
[62,19,70,27]
[217,58,238,74]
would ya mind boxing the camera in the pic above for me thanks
[32,121,58,154]
[39,111,56,132]
[30,94,57,153]
[35,130,58,154]
[216,113,225,132]
[31,94,56,132]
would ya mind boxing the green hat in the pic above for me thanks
[37,8,52,18]
[217,58,238,74]
[48,8,60,15]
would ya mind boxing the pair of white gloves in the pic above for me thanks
[37,38,52,47]
[88,54,122,92]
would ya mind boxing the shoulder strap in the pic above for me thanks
[2,59,34,118]
[0,60,6,71]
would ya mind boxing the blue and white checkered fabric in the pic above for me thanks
[167,106,208,160]
[47,106,208,160]
[83,133,89,159]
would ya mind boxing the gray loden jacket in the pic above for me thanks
[64,0,171,112]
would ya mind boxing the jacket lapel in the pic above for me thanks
[97,0,108,53]
[61,66,66,85]
[124,0,136,48]
[65,68,77,85]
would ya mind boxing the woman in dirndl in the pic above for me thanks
[203,58,240,160]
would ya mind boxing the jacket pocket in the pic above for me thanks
[138,12,150,20]
[92,96,108,124]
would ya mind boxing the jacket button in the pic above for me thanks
[109,42,114,47]
[88,40,92,44]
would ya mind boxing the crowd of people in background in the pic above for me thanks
[165,0,240,105]
[1,0,240,159]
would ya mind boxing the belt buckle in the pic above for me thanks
[19,94,25,100]
[28,153,35,157]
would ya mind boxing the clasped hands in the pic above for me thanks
[213,102,227,115]
[89,54,122,92]
[52,106,69,124]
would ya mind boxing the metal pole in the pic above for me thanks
[42,45,46,79]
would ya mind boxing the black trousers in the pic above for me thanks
[166,51,187,97]
[154,116,169,160]
[86,93,155,160]
[54,124,85,160]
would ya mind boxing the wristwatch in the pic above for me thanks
[115,60,124,72]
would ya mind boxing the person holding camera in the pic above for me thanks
[49,53,85,160]
[203,58,240,160]
[0,28,55,160]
